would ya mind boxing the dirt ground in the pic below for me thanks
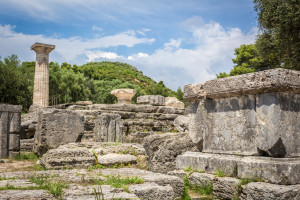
[0,160,37,173]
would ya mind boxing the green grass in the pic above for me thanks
[238,177,264,193]
[214,170,226,177]
[88,164,107,171]
[14,152,40,161]
[0,184,40,190]
[92,174,143,192]
[30,164,46,171]
[29,176,68,199]
[0,177,16,181]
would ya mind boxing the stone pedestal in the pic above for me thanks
[184,68,300,158]
[111,89,136,104]
[31,43,55,108]
[0,104,22,158]
[177,69,300,196]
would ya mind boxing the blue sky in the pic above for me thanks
[0,0,257,90]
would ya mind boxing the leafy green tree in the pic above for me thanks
[0,55,33,112]
[254,0,300,70]
[176,87,184,101]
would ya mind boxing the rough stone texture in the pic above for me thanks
[240,182,300,200]
[165,97,185,108]
[111,89,137,104]
[183,69,300,157]
[94,113,123,143]
[31,43,55,108]
[142,173,184,199]
[97,153,137,166]
[197,93,300,157]
[129,182,174,200]
[33,108,84,155]
[39,146,95,169]
[20,119,36,139]
[144,132,198,173]
[167,170,189,179]
[65,184,139,200]
[184,68,300,100]
[137,95,165,106]
[213,177,239,200]
[174,115,189,133]
[0,179,37,187]
[20,138,34,152]
[0,190,55,200]
[176,152,300,185]
[0,104,22,158]
[238,156,300,185]
[188,172,214,187]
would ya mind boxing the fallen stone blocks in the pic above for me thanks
[33,108,85,156]
[143,132,198,173]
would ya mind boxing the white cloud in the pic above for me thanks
[86,51,123,62]
[103,17,256,90]
[92,25,102,32]
[0,25,155,64]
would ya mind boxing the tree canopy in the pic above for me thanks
[0,55,183,112]
[217,0,300,78]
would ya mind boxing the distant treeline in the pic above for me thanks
[0,55,184,112]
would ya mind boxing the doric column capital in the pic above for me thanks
[30,43,55,55]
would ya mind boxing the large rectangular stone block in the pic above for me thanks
[200,92,300,157]
[176,152,300,185]
[33,108,84,155]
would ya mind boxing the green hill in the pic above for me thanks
[0,55,183,112]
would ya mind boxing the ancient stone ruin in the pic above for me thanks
[0,104,22,158]
[174,68,300,199]
[111,88,137,104]
[31,43,55,108]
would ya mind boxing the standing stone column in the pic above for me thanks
[31,43,55,107]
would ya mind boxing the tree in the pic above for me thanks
[254,0,300,70]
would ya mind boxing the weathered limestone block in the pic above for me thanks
[213,177,239,200]
[165,97,184,108]
[240,182,300,200]
[174,115,189,133]
[31,43,55,108]
[33,108,84,155]
[176,152,300,185]
[0,190,55,200]
[144,132,198,173]
[97,153,137,166]
[184,68,300,100]
[39,146,95,169]
[184,69,300,157]
[20,119,36,139]
[142,173,184,199]
[111,89,136,104]
[188,172,214,187]
[137,95,165,106]
[0,104,22,158]
[20,138,34,152]
[129,182,174,200]
[237,156,300,185]
[94,113,123,143]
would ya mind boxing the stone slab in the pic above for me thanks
[97,153,137,166]
[184,68,300,100]
[129,182,174,200]
[213,177,239,200]
[240,182,300,200]
[0,104,22,113]
[0,190,55,200]
[176,152,300,185]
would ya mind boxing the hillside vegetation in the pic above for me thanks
[0,55,183,112]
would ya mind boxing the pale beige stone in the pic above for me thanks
[111,89,136,104]
[76,101,93,105]
[165,97,184,109]
[31,43,55,107]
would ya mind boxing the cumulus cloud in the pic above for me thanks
[0,24,154,63]
[0,16,256,90]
